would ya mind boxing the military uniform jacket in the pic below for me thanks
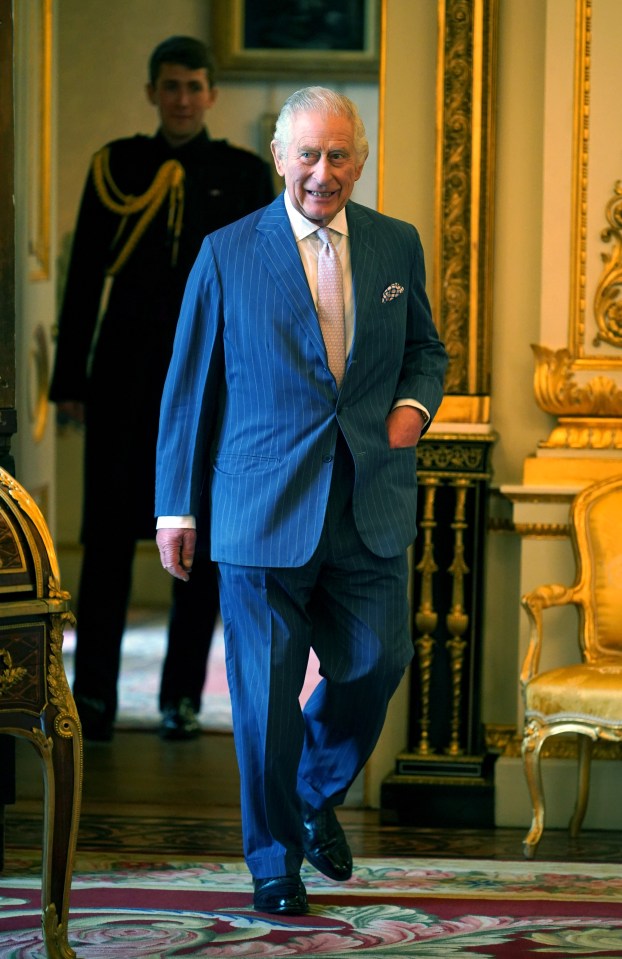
[50,129,274,540]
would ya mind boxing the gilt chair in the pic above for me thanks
[520,473,622,859]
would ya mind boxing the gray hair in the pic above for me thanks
[273,86,369,164]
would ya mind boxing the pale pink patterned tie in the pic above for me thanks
[316,227,346,387]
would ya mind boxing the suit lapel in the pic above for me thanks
[255,198,384,377]
[347,202,379,364]
[256,197,326,361]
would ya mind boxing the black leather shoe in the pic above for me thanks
[301,801,353,881]
[253,875,308,915]
[74,695,114,742]
[159,697,201,740]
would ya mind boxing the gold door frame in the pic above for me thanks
[379,0,498,425]
[433,0,497,422]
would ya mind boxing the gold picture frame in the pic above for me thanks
[210,0,380,81]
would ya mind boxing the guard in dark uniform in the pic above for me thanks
[49,36,274,741]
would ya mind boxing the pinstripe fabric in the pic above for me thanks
[155,193,447,877]
[218,435,413,878]
[155,194,448,565]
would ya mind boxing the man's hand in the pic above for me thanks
[156,527,197,582]
[386,406,426,449]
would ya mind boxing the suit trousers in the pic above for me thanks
[218,432,414,878]
[72,538,219,719]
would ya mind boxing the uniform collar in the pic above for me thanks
[154,127,210,157]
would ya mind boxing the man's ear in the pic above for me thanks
[270,140,284,176]
[146,83,157,106]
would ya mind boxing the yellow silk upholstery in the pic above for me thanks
[525,664,622,722]
[519,474,622,859]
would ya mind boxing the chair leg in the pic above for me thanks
[521,725,545,859]
[569,734,593,839]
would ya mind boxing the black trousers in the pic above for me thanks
[72,537,219,721]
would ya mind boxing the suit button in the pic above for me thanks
[322,454,333,463]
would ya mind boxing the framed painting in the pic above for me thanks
[210,0,380,81]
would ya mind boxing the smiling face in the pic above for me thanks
[147,62,217,147]
[271,109,365,227]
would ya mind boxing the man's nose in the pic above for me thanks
[313,155,333,183]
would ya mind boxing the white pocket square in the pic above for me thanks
[382,283,405,303]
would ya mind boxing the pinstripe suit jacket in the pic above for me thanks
[155,193,447,566]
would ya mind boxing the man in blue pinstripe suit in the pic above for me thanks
[155,87,447,914]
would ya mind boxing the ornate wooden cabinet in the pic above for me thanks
[0,466,82,959]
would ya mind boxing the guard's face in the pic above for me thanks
[147,63,217,147]
[271,110,365,227]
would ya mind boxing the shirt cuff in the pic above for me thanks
[156,515,196,529]
[392,398,430,424]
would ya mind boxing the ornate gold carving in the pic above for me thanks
[48,612,78,734]
[42,902,76,959]
[513,522,571,539]
[0,646,27,693]
[532,345,622,446]
[435,0,497,401]
[445,480,471,756]
[532,344,622,417]
[593,180,622,349]
[542,417,622,449]
[418,441,489,474]
[413,479,440,755]
[48,576,73,605]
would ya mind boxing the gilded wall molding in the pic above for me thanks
[434,0,497,411]
[593,180,622,349]
[569,0,591,358]
[512,522,570,540]
[532,345,622,417]
[531,0,622,449]
[532,343,622,447]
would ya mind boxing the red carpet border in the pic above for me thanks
[2,856,622,957]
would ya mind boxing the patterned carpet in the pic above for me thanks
[6,613,621,955]
[3,853,622,957]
